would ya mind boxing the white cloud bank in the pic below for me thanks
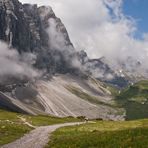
[0,41,39,82]
[20,0,148,74]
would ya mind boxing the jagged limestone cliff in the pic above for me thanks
[0,0,125,120]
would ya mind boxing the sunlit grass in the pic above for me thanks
[47,119,148,148]
[0,109,82,146]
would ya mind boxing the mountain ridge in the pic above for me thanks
[0,0,126,120]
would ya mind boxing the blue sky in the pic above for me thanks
[123,0,148,38]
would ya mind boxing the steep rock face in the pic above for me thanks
[0,0,75,74]
[0,0,126,120]
[0,0,39,51]
[0,0,128,87]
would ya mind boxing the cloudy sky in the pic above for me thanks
[20,0,148,71]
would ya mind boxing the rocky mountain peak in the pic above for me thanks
[0,0,127,120]
[0,0,77,75]
[38,6,55,21]
[0,0,130,87]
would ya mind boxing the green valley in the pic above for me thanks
[116,80,148,120]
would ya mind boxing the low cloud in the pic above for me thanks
[0,41,39,83]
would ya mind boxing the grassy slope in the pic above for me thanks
[24,115,83,126]
[0,109,82,146]
[47,119,148,148]
[0,110,32,146]
[66,85,119,108]
[66,83,127,119]
[116,80,148,120]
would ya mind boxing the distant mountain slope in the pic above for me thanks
[117,80,148,120]
[0,74,125,120]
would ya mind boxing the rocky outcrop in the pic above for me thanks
[0,0,76,74]
[0,0,39,51]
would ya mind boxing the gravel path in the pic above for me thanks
[1,122,83,148]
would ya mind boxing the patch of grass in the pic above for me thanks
[105,84,119,96]
[0,110,32,146]
[116,80,148,120]
[135,80,148,89]
[0,109,19,121]
[0,122,31,146]
[117,80,148,101]
[47,119,148,148]
[0,109,82,146]
[123,102,148,120]
[66,85,118,108]
[24,115,83,126]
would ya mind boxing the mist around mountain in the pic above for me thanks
[0,0,138,87]
[0,0,148,121]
